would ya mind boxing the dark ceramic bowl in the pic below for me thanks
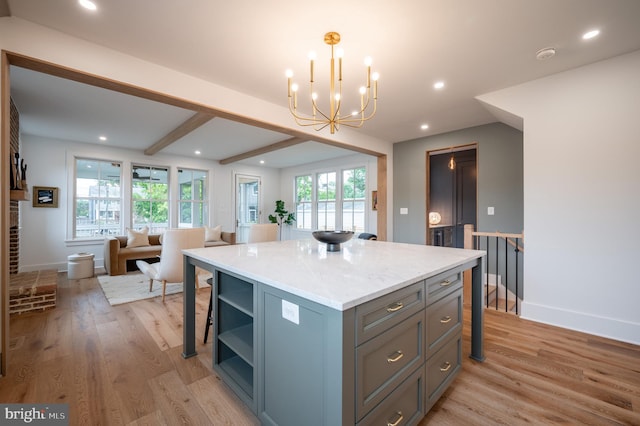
[312,230,354,252]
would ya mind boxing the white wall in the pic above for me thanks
[278,153,379,240]
[19,134,280,273]
[477,50,640,344]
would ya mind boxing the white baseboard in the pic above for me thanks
[19,261,67,273]
[19,260,105,275]
[521,301,640,346]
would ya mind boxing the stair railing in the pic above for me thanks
[464,225,524,314]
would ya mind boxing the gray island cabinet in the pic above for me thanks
[182,239,485,426]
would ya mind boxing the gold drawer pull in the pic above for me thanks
[440,361,452,372]
[387,350,404,363]
[440,315,452,324]
[386,302,404,313]
[440,279,452,286]
[387,411,404,426]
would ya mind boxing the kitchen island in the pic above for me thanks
[182,238,485,426]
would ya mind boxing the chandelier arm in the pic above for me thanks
[289,106,337,129]
[289,94,334,124]
[336,99,377,124]
[311,98,332,122]
[332,99,343,121]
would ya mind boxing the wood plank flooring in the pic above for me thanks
[1,273,639,425]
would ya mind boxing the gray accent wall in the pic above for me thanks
[393,122,523,244]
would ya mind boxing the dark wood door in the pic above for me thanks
[428,148,476,248]
[454,154,477,247]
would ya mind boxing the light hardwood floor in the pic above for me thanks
[1,273,639,425]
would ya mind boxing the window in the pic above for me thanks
[293,166,367,232]
[132,165,169,233]
[295,175,312,229]
[74,159,122,238]
[316,171,336,231]
[178,168,208,228]
[237,177,260,225]
[342,167,366,232]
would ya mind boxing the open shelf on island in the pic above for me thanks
[214,269,256,410]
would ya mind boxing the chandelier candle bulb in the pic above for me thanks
[309,51,316,82]
[372,72,379,99]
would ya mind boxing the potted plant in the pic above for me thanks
[268,200,296,240]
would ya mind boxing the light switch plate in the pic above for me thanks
[282,300,299,324]
[400,208,408,215]
[488,206,495,215]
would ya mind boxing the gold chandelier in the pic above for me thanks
[286,32,379,134]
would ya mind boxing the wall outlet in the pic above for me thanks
[487,206,495,215]
[400,208,408,215]
[282,300,299,324]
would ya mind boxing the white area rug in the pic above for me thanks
[97,272,183,306]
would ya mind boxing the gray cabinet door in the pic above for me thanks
[258,286,354,426]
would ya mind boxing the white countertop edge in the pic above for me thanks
[184,240,484,311]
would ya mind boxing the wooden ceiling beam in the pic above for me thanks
[144,112,214,155]
[219,137,306,165]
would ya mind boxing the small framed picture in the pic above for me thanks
[33,186,59,208]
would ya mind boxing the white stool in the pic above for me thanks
[68,252,95,279]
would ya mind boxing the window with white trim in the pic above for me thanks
[178,168,208,228]
[316,171,337,231]
[295,174,312,229]
[74,158,122,238]
[342,167,366,232]
[296,166,367,231]
[131,165,169,233]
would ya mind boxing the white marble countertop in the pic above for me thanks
[184,238,485,311]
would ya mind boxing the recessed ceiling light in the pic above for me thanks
[79,0,97,11]
[433,81,445,90]
[421,124,429,130]
[99,135,107,141]
[260,160,265,164]
[195,150,201,155]
[582,29,600,40]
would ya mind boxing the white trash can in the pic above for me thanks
[68,252,95,279]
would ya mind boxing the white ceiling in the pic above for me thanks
[5,0,640,168]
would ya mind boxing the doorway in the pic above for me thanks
[235,174,261,244]
[426,146,477,248]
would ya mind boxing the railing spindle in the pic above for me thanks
[495,236,499,311]
[471,229,524,315]
[515,237,520,315]
[504,236,508,312]
[485,236,489,308]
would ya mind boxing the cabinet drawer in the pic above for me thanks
[357,367,424,426]
[426,288,462,356]
[356,281,425,345]
[426,335,461,411]
[356,312,424,420]
[426,270,462,305]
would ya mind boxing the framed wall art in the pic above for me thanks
[33,186,59,208]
